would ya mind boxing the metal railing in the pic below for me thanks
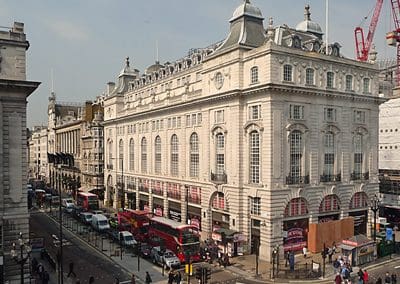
[210,171,227,184]
[320,173,341,182]
[286,175,310,185]
[350,172,369,181]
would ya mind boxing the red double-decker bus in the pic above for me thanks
[148,216,201,263]
[117,209,151,242]
[77,192,99,211]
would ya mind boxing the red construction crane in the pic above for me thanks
[387,0,400,85]
[355,0,384,62]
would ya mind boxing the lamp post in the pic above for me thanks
[11,232,32,284]
[371,194,380,242]
[254,238,260,276]
[57,164,64,284]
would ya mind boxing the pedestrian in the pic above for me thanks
[289,251,295,272]
[285,250,290,267]
[43,270,50,284]
[131,273,136,284]
[145,271,152,284]
[392,273,397,284]
[376,277,382,284]
[67,261,77,277]
[363,269,369,284]
[168,270,174,284]
[38,263,44,279]
[357,268,364,284]
[114,277,120,284]
[335,272,342,284]
[328,247,333,263]
[31,257,38,274]
[89,276,95,284]
[175,271,182,284]
[303,246,307,258]
[384,272,391,284]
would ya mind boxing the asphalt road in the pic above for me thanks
[30,211,131,284]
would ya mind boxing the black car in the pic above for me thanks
[139,243,151,258]
[71,205,83,220]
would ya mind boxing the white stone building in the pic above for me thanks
[28,126,48,180]
[103,2,383,260]
[0,22,40,282]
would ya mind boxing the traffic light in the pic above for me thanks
[204,267,211,283]
[195,267,202,280]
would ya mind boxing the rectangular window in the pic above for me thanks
[215,110,225,124]
[283,65,293,82]
[289,105,304,120]
[172,117,177,128]
[306,68,314,85]
[191,114,197,126]
[324,107,336,122]
[177,117,181,128]
[249,105,261,120]
[354,110,366,123]
[186,115,191,127]
[327,72,335,88]
[250,197,261,215]
[160,120,163,130]
[363,78,370,93]
[197,113,202,125]
[168,118,172,128]
[345,75,353,91]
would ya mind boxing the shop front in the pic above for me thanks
[349,210,368,235]
[283,218,309,252]
[211,228,244,257]
[187,205,202,231]
[139,193,149,211]
[153,197,164,216]
[212,211,230,231]
[126,192,136,209]
[339,235,376,266]
[169,201,182,222]
[318,213,339,223]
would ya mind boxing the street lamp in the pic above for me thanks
[370,194,380,242]
[57,164,64,284]
[10,232,32,284]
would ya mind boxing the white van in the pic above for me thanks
[91,214,110,232]
[119,231,136,247]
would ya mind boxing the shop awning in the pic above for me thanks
[216,228,238,237]
[339,244,355,251]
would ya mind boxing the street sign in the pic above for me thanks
[386,227,393,241]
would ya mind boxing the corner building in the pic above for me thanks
[103,2,383,261]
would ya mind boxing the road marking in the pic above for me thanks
[395,265,400,269]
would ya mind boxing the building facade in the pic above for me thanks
[103,2,383,260]
[47,98,104,199]
[0,22,40,283]
[28,126,48,181]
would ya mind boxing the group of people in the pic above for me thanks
[31,257,50,284]
[167,270,182,284]
[375,271,397,284]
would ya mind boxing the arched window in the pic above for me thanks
[190,133,199,177]
[345,75,353,91]
[171,135,179,176]
[283,64,293,82]
[353,134,363,178]
[305,68,314,85]
[154,136,162,174]
[350,192,368,209]
[141,137,147,173]
[324,132,335,177]
[249,131,260,184]
[289,130,303,182]
[216,133,225,175]
[118,139,124,170]
[250,66,259,84]
[284,198,308,217]
[319,195,340,213]
[129,139,134,171]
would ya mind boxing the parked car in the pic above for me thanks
[150,247,181,269]
[91,210,103,215]
[91,214,110,232]
[109,230,136,247]
[62,198,74,213]
[80,212,93,224]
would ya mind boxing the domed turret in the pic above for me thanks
[216,0,265,52]
[145,61,164,74]
[295,5,323,39]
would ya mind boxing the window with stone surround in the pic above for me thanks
[119,139,124,170]
[154,136,162,174]
[171,134,179,176]
[289,130,303,179]
[326,71,335,88]
[324,132,335,176]
[249,131,260,184]
[354,134,363,175]
[141,137,147,173]
[283,64,293,82]
[319,195,340,213]
[284,198,308,217]
[345,75,353,91]
[363,78,370,93]
[250,197,261,215]
[251,66,259,84]
[129,139,134,171]
[249,105,261,120]
[215,133,225,175]
[306,68,314,85]
[190,132,199,177]
[289,104,304,120]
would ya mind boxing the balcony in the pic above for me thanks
[106,164,113,170]
[210,171,227,184]
[286,175,310,185]
[320,173,341,183]
[350,172,369,181]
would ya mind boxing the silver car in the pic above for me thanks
[151,247,181,269]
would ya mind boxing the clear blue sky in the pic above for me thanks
[0,0,395,128]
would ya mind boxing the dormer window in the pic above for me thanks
[250,66,259,84]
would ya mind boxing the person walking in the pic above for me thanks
[131,273,136,284]
[168,270,174,284]
[392,273,397,284]
[145,271,152,284]
[42,270,50,284]
[175,271,182,284]
[357,268,364,284]
[363,269,369,284]
[384,272,391,284]
[67,261,77,278]
[334,272,342,284]
[114,277,120,284]
[285,250,290,267]
[302,246,307,258]
[89,276,95,284]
